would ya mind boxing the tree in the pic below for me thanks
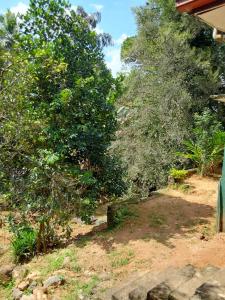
[113,1,225,195]
[0,0,125,253]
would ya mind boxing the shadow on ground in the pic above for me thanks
[72,192,216,252]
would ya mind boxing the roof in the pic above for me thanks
[176,0,225,32]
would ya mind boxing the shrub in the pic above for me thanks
[11,227,37,263]
[169,168,188,182]
[177,109,225,176]
[107,205,137,229]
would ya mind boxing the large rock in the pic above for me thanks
[148,264,196,300]
[12,287,23,300]
[110,267,178,300]
[192,282,225,299]
[0,264,15,284]
[43,275,65,288]
[129,287,146,300]
[169,265,219,300]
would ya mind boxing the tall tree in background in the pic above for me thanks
[114,0,225,195]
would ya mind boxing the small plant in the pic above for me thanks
[169,168,188,183]
[11,227,37,263]
[108,205,138,229]
[171,183,192,193]
[8,216,37,262]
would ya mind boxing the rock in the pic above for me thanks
[18,280,30,291]
[0,264,15,284]
[12,266,29,284]
[13,288,23,300]
[28,280,38,291]
[33,287,47,295]
[33,287,48,300]
[193,282,225,299]
[129,287,146,300]
[26,271,41,281]
[43,275,65,288]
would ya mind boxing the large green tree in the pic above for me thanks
[114,0,225,194]
[0,0,125,251]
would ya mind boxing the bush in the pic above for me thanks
[178,109,225,176]
[169,168,188,182]
[107,205,137,229]
[8,216,37,262]
[11,227,37,263]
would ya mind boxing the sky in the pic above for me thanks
[0,0,146,76]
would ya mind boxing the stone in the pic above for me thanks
[148,264,196,300]
[28,280,38,291]
[12,266,29,284]
[43,275,65,288]
[33,287,47,295]
[111,267,179,300]
[13,288,23,300]
[26,271,41,281]
[170,265,219,300]
[18,280,30,291]
[192,282,225,299]
[129,287,146,300]
[33,287,49,300]
[0,264,15,284]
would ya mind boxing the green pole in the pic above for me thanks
[217,148,225,231]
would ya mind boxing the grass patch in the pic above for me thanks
[63,276,100,300]
[108,205,138,230]
[109,248,135,268]
[149,212,167,228]
[75,236,91,248]
[39,248,81,276]
[170,183,192,193]
[0,280,14,300]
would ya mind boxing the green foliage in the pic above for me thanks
[109,248,134,268]
[113,0,225,194]
[169,168,188,182]
[178,109,225,175]
[110,205,137,229]
[0,0,125,253]
[11,226,37,263]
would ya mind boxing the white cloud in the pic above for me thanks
[105,33,129,77]
[105,47,122,77]
[11,2,28,15]
[91,3,104,11]
[95,25,104,35]
[115,33,128,45]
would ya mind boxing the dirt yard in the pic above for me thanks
[1,175,225,299]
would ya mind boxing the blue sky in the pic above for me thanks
[0,0,145,75]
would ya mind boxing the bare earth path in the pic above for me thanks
[1,175,225,299]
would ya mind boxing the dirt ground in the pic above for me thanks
[1,175,225,299]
